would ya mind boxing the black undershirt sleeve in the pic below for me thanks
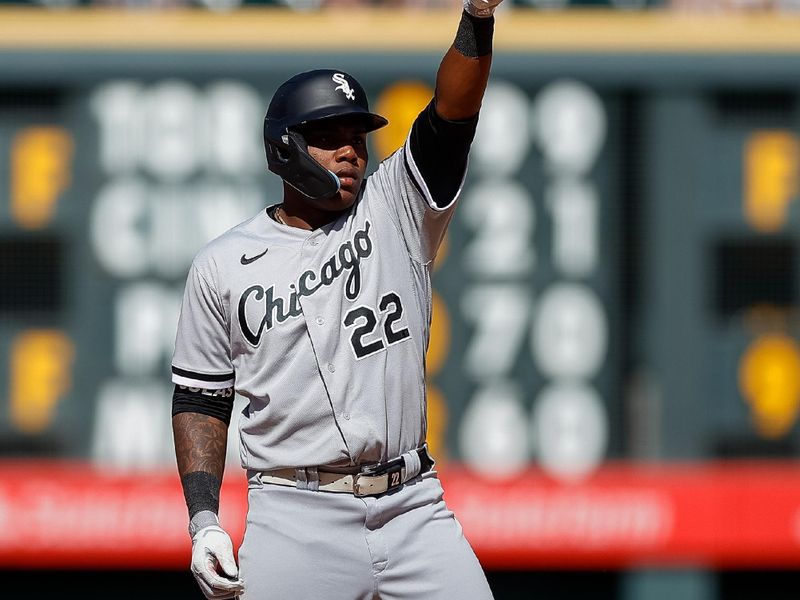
[408,99,479,209]
[171,384,235,426]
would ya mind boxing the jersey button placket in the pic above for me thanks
[316,316,325,325]
[327,363,335,373]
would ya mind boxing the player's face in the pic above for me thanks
[303,122,369,210]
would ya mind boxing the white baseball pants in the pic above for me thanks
[238,473,494,600]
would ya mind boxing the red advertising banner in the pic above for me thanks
[1,461,799,569]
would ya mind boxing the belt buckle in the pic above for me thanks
[353,473,385,497]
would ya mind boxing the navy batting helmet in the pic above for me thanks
[264,69,389,202]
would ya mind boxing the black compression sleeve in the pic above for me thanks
[171,384,235,426]
[454,11,495,58]
[182,471,221,518]
[408,99,479,208]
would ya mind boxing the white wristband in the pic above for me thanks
[189,510,220,538]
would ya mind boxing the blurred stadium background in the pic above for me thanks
[1,1,800,598]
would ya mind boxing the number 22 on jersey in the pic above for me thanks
[343,291,411,359]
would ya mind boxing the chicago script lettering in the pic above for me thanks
[239,221,373,345]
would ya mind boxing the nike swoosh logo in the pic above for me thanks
[240,248,269,265]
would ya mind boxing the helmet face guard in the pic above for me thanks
[264,69,388,203]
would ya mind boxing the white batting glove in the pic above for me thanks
[464,0,504,17]
[190,511,245,599]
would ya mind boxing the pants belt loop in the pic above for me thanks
[306,466,319,491]
[295,467,309,490]
[401,449,422,481]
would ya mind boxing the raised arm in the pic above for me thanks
[434,0,501,121]
[404,0,502,210]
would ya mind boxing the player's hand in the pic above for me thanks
[190,523,245,599]
[464,0,504,17]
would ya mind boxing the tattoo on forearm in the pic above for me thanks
[173,412,228,479]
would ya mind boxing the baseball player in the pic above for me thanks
[171,1,502,598]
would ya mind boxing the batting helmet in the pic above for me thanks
[264,69,389,202]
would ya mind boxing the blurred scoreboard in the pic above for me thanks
[0,57,626,478]
[0,77,280,462]
[2,10,800,573]
[0,18,799,483]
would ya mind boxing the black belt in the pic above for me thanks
[258,445,435,497]
[360,446,434,476]
[355,446,435,495]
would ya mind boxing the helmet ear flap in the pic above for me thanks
[274,138,291,163]
[264,130,299,167]
[265,130,341,201]
[265,137,289,165]
[286,130,309,153]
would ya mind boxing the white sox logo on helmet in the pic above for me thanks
[332,73,356,101]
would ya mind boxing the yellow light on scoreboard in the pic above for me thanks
[743,130,799,233]
[373,81,433,161]
[738,333,800,438]
[10,330,75,434]
[11,126,74,230]
[425,292,451,465]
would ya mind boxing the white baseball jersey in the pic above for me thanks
[171,137,463,470]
